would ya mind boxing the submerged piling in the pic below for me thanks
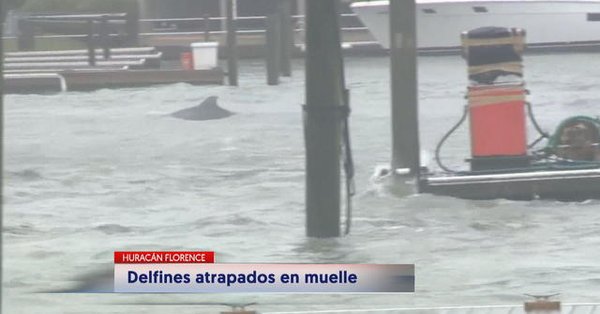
[304,0,345,238]
[87,20,97,66]
[124,5,139,46]
[17,19,35,51]
[390,0,420,177]
[1,7,5,308]
[99,16,111,60]
[278,0,294,77]
[265,13,281,85]
[225,0,239,86]
[203,14,211,41]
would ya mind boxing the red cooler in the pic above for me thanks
[180,52,194,71]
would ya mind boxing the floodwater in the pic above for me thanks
[4,54,600,313]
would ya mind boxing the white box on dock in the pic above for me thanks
[191,42,218,70]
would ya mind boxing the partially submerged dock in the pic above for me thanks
[4,68,224,93]
[3,47,224,93]
[3,13,225,94]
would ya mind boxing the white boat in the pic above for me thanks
[351,0,600,53]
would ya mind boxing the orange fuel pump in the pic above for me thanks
[462,27,529,171]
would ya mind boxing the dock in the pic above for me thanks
[4,68,224,93]
[3,46,224,93]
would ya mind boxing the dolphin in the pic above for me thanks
[170,96,234,121]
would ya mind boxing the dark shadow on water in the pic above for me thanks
[292,237,363,263]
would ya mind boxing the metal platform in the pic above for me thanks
[420,168,600,201]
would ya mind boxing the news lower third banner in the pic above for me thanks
[114,251,415,293]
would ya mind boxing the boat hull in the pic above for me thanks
[351,0,600,52]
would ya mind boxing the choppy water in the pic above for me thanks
[4,54,600,313]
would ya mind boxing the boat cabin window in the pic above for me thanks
[473,6,488,13]
[423,8,436,14]
[588,13,600,21]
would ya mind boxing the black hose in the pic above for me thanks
[435,105,469,173]
[526,101,550,139]
[434,100,548,172]
[342,89,354,236]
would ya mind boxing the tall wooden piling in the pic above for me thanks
[125,4,140,46]
[390,0,420,177]
[265,13,281,85]
[278,0,294,77]
[99,16,111,60]
[1,6,6,308]
[17,19,35,51]
[304,0,345,238]
[87,20,97,66]
[203,14,211,41]
[225,0,239,86]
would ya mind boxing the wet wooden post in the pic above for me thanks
[1,9,6,308]
[279,0,294,77]
[304,0,345,238]
[99,15,111,60]
[296,0,306,46]
[390,0,420,179]
[87,19,97,66]
[125,6,140,46]
[225,0,239,86]
[265,13,281,85]
[203,14,211,41]
[17,18,35,51]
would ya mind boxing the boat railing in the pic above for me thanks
[1,13,370,41]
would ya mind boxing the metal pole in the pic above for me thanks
[304,0,345,238]
[265,13,281,85]
[390,0,420,177]
[225,0,238,86]
[279,0,294,77]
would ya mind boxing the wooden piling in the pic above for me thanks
[125,5,140,46]
[87,20,97,66]
[278,0,294,77]
[17,19,35,51]
[99,16,111,60]
[203,14,211,41]
[390,0,420,177]
[225,0,239,86]
[265,13,281,86]
[0,7,5,308]
[304,0,345,238]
